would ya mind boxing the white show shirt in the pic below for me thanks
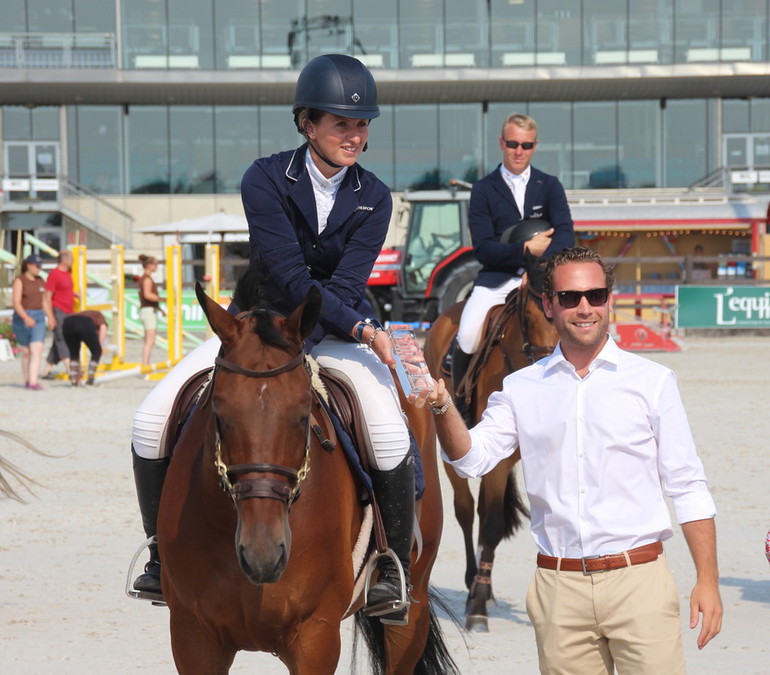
[447,336,716,559]
[305,149,347,234]
[501,164,530,216]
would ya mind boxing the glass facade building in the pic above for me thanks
[3,1,770,198]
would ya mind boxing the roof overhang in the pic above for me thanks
[3,62,770,106]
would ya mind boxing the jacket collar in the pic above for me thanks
[285,144,361,191]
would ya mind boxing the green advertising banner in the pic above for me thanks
[125,289,231,332]
[676,285,770,328]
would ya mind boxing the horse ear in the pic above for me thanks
[195,282,239,346]
[286,285,322,342]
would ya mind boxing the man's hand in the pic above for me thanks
[524,228,554,257]
[690,578,723,649]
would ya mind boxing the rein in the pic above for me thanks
[212,351,311,508]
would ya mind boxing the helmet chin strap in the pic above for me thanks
[306,136,344,170]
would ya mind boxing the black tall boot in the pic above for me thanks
[366,454,415,625]
[132,446,170,595]
[451,345,473,425]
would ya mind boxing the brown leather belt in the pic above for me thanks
[537,541,663,574]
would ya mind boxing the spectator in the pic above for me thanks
[42,250,77,379]
[11,254,54,391]
[137,255,165,366]
[62,310,108,386]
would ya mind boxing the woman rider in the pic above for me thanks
[130,54,414,625]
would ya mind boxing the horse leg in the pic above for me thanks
[442,462,477,590]
[169,608,237,675]
[281,616,342,675]
[465,456,520,633]
[382,590,431,675]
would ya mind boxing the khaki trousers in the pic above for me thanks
[526,555,686,675]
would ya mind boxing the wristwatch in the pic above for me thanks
[428,398,453,415]
[354,318,384,343]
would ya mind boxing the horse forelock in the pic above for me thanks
[248,308,296,350]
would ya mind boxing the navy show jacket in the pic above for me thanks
[241,145,392,346]
[468,165,575,288]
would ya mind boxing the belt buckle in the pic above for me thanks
[581,554,606,575]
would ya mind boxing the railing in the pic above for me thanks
[0,32,117,69]
[59,178,133,247]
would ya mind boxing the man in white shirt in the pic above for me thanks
[418,247,722,674]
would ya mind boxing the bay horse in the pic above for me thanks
[423,255,557,632]
[157,275,459,674]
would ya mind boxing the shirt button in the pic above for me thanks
[580,488,586,494]
[578,452,584,458]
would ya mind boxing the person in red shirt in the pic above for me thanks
[42,250,77,378]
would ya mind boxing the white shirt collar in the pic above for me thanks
[305,149,348,189]
[500,163,531,185]
[543,334,620,375]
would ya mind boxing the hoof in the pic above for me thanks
[465,614,489,632]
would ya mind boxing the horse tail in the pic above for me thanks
[503,469,530,538]
[352,588,462,675]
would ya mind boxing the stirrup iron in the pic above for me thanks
[363,547,410,624]
[125,536,166,606]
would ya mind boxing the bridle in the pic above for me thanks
[212,350,311,508]
[515,280,556,364]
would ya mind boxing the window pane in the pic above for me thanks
[216,0,259,70]
[721,0,766,61]
[618,101,659,188]
[262,0,297,67]
[537,1,581,66]
[299,1,355,63]
[28,0,74,32]
[574,102,619,188]
[584,0,626,65]
[445,0,487,67]
[124,0,167,67]
[31,108,60,140]
[723,100,750,133]
[750,99,770,132]
[439,105,482,185]
[214,107,259,193]
[68,106,122,193]
[528,102,573,188]
[168,0,214,69]
[128,107,170,193]
[630,0,673,63]
[490,0,535,68]
[358,106,395,189]
[664,99,708,186]
[394,105,439,190]
[259,106,303,157]
[3,107,32,140]
[169,107,214,193]
[74,0,116,33]
[399,0,443,68]
[352,0,398,67]
[6,0,27,32]
[674,0,719,63]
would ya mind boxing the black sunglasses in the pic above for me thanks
[503,140,536,150]
[553,288,610,309]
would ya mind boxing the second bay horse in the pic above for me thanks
[157,274,458,674]
[423,257,557,632]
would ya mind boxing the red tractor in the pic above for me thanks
[366,183,478,324]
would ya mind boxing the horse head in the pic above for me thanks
[517,252,558,363]
[196,275,321,585]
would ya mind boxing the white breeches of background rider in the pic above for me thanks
[131,335,410,471]
[456,277,523,354]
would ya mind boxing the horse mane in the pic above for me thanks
[231,264,297,350]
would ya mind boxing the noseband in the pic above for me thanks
[517,283,556,364]
[212,351,311,508]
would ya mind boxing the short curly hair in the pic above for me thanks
[543,247,615,297]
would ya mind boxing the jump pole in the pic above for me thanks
[165,244,183,363]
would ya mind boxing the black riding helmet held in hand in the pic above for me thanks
[293,53,380,133]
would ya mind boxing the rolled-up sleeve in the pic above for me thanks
[444,385,520,478]
[653,370,716,524]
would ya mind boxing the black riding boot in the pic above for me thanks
[451,345,473,425]
[132,446,170,595]
[366,454,415,625]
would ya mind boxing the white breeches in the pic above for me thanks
[456,277,523,354]
[131,335,410,471]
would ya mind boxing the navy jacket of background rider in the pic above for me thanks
[241,144,393,346]
[469,165,575,288]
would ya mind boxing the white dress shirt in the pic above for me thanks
[501,164,530,216]
[447,337,716,558]
[305,149,347,234]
